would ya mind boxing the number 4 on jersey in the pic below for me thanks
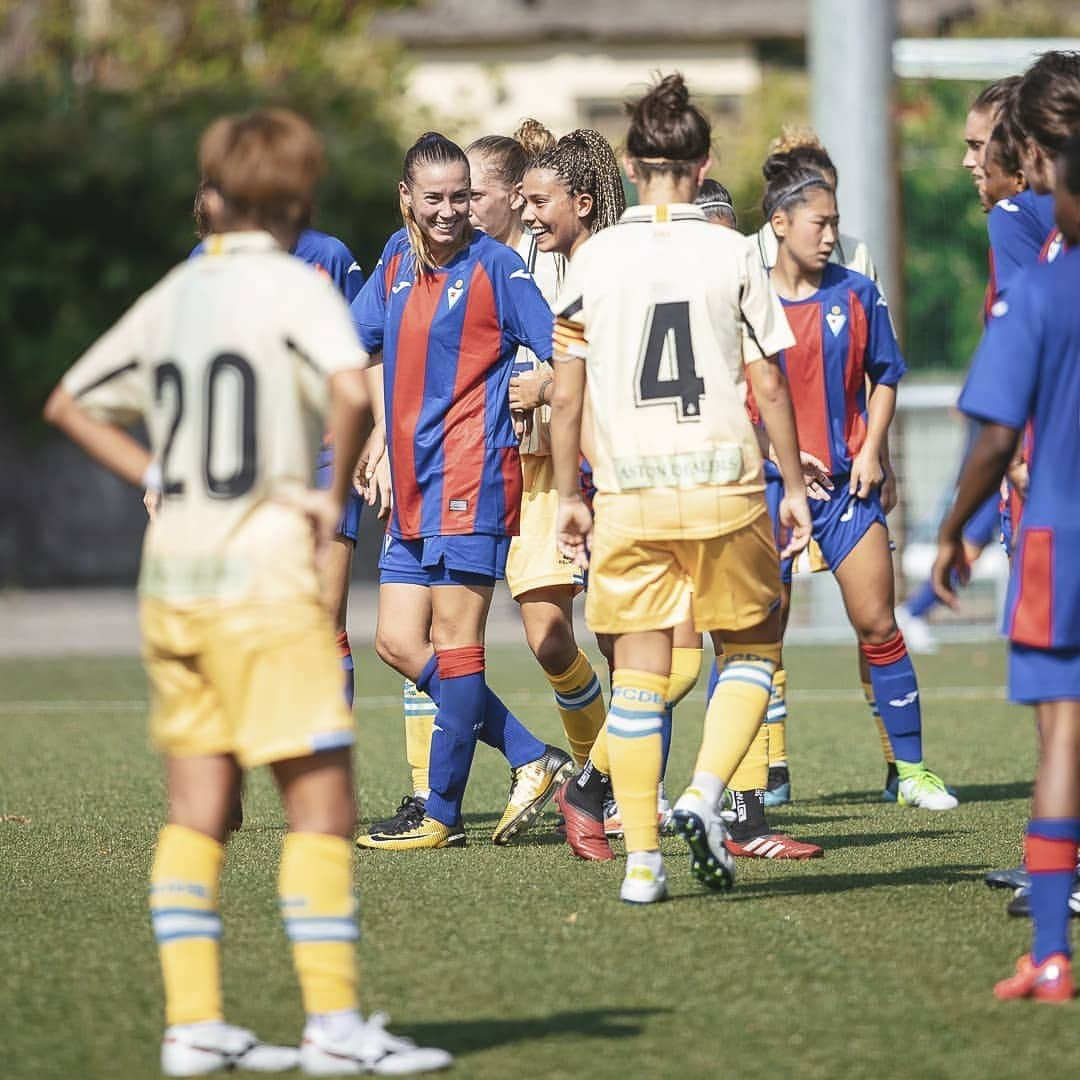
[635,301,704,421]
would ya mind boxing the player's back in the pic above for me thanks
[561,205,786,519]
[84,232,364,603]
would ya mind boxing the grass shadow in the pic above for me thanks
[723,863,986,900]
[952,781,1031,803]
[800,828,964,851]
[402,1006,669,1054]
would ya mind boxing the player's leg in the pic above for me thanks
[320,537,356,708]
[995,689,1080,1001]
[858,647,900,800]
[833,520,958,809]
[764,580,792,806]
[517,585,605,767]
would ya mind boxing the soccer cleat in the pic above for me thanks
[986,864,1030,891]
[492,744,573,845]
[897,767,959,810]
[366,794,428,836]
[619,859,669,905]
[1005,877,1080,919]
[725,833,824,860]
[355,814,465,851]
[763,765,791,807]
[162,1022,299,1076]
[301,1012,453,1075]
[993,953,1074,1003]
[603,795,623,838]
[554,780,613,861]
[672,786,737,892]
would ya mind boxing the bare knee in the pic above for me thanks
[374,625,429,679]
[854,612,899,646]
[523,613,577,675]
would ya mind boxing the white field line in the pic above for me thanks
[0,684,1007,716]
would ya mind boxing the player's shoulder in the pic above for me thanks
[474,229,528,272]
[824,262,876,298]
[294,228,358,269]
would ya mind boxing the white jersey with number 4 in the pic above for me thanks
[61,230,368,603]
[553,203,794,539]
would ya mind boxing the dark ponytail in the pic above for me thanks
[625,72,711,181]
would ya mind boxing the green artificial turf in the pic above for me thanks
[2,644,1078,1079]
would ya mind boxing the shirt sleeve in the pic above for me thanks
[349,238,393,355]
[290,270,370,380]
[61,295,150,425]
[552,248,587,362]
[988,200,1044,301]
[959,273,1043,430]
[493,247,555,360]
[324,237,365,303]
[739,240,795,362]
[861,282,907,386]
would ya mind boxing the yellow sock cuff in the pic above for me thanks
[150,825,225,1027]
[667,647,703,708]
[548,649,599,693]
[280,832,359,1016]
[607,670,664,854]
[403,680,438,715]
[609,669,668,738]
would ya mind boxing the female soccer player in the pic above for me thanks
[695,179,737,228]
[932,131,1080,1001]
[551,72,811,903]
[43,108,449,1076]
[757,155,957,812]
[351,132,572,851]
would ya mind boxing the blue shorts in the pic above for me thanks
[766,474,886,585]
[1008,643,1080,705]
[378,533,511,587]
[964,491,1000,549]
[316,446,363,543]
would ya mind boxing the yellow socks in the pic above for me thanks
[766,668,788,767]
[588,723,610,774]
[668,647,703,709]
[606,669,667,853]
[403,680,436,796]
[728,720,769,791]
[279,833,359,1016]
[695,643,780,784]
[150,824,225,1026]
[863,680,896,764]
[547,649,606,767]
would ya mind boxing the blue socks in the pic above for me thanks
[1026,818,1080,963]
[861,632,923,764]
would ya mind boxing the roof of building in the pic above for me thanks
[371,0,978,47]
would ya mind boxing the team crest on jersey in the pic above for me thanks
[447,278,465,310]
[826,305,847,337]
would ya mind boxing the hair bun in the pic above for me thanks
[514,118,556,157]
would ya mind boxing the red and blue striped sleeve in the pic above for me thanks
[488,246,554,359]
[349,232,403,355]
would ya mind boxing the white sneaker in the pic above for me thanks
[672,786,737,891]
[162,1022,300,1076]
[619,854,669,905]
[301,1012,452,1076]
[896,606,938,654]
[897,767,960,811]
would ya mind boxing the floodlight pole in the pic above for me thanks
[809,0,899,311]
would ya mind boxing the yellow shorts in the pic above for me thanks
[584,508,781,636]
[140,598,353,768]
[505,455,585,599]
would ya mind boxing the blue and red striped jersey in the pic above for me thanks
[191,229,364,301]
[961,248,1080,649]
[984,191,1057,321]
[775,264,905,477]
[350,228,554,540]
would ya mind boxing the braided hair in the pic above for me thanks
[532,128,626,233]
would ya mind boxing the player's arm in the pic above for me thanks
[550,314,593,568]
[850,382,896,498]
[747,355,810,559]
[44,386,153,488]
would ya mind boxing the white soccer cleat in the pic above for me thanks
[896,606,938,654]
[897,768,960,811]
[672,786,737,891]
[619,857,669,905]
[161,1022,300,1076]
[301,1013,452,1076]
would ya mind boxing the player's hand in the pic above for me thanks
[880,464,898,515]
[849,448,884,500]
[556,496,593,570]
[363,451,393,521]
[800,452,833,501]
[512,409,533,441]
[777,491,812,561]
[510,369,547,412]
[1006,458,1029,501]
[931,530,970,609]
[143,488,161,520]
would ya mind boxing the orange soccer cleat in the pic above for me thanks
[994,953,1074,1003]
[555,780,614,861]
[724,833,824,860]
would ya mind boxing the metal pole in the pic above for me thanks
[809,0,898,307]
